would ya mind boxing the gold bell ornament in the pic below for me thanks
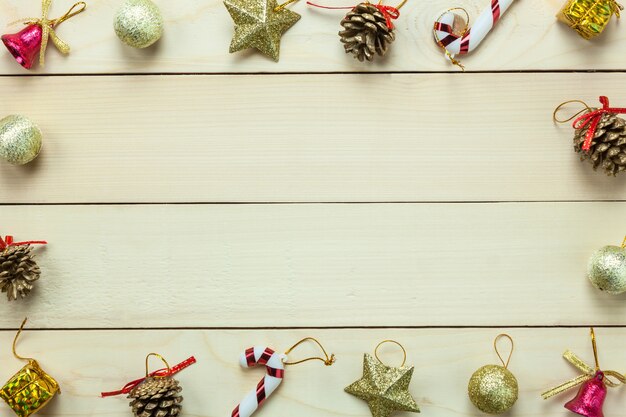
[557,0,623,39]
[467,334,519,414]
[0,318,60,417]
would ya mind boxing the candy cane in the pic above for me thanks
[434,0,515,58]
[231,346,287,417]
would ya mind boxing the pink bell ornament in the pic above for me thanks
[564,372,607,417]
[542,328,625,417]
[2,0,86,69]
[1,25,43,69]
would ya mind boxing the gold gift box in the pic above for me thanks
[557,0,621,39]
[0,360,60,417]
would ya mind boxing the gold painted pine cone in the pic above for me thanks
[574,112,626,176]
[128,376,183,417]
[339,2,395,62]
[0,245,40,301]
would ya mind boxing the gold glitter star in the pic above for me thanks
[345,354,420,417]
[224,0,301,61]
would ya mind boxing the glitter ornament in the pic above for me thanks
[557,0,622,39]
[2,1,86,69]
[114,0,164,49]
[224,0,300,61]
[345,340,420,417]
[101,353,196,417]
[468,334,518,415]
[0,115,43,165]
[230,338,334,417]
[587,237,626,295]
[0,319,60,417]
[542,328,625,417]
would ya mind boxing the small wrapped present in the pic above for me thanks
[0,319,60,417]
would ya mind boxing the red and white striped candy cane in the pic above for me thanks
[231,346,287,417]
[433,0,515,58]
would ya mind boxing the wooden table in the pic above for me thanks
[0,1,625,416]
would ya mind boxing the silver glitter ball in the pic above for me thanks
[0,115,42,165]
[114,0,164,49]
[588,245,626,295]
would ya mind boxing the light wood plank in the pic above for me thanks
[0,74,625,203]
[0,0,625,73]
[0,203,625,328]
[1,328,625,417]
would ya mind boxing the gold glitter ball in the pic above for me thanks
[345,353,420,417]
[468,365,518,415]
[588,245,626,295]
[224,0,301,61]
[114,0,164,49]
[0,115,42,165]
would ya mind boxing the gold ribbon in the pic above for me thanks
[542,329,626,399]
[12,0,86,67]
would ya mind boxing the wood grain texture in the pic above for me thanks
[1,73,626,204]
[1,328,625,417]
[1,203,625,328]
[0,0,625,74]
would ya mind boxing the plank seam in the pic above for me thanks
[1,200,626,206]
[1,325,626,331]
[0,69,626,77]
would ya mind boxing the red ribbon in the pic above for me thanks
[376,4,400,28]
[0,236,47,250]
[307,2,400,28]
[573,96,626,152]
[101,356,196,397]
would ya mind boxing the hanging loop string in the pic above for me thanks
[283,337,335,366]
[145,353,171,377]
[590,328,600,371]
[433,7,469,70]
[274,0,299,12]
[101,356,196,397]
[568,96,626,152]
[0,236,47,251]
[542,327,626,399]
[553,100,593,123]
[374,339,407,367]
[13,318,35,362]
[307,1,404,28]
[12,1,87,67]
[494,334,514,369]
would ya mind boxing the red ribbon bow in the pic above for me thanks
[375,4,400,28]
[573,96,626,152]
[101,356,196,397]
[0,236,47,250]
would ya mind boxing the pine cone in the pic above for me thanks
[0,245,40,301]
[128,377,183,417]
[574,112,626,176]
[339,2,395,62]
